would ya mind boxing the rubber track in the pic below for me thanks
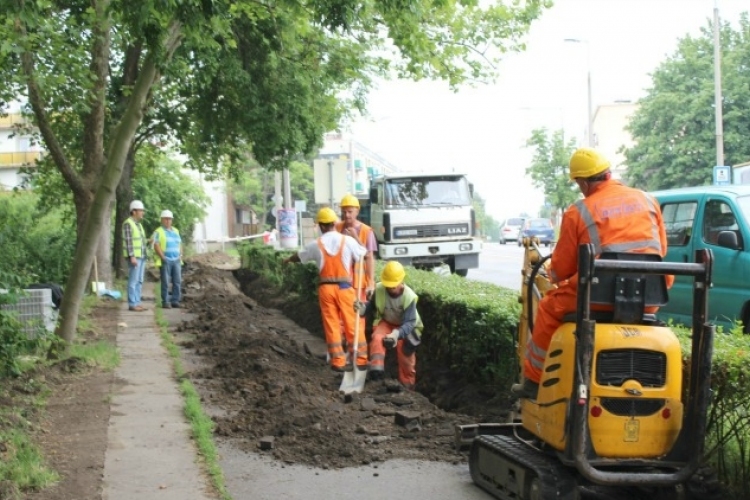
[471,434,579,500]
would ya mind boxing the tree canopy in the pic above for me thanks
[0,0,549,345]
[524,127,579,216]
[624,13,750,190]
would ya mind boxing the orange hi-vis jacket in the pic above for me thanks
[550,179,671,288]
[524,180,671,384]
[335,221,374,291]
[317,235,367,368]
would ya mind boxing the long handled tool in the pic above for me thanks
[339,257,367,394]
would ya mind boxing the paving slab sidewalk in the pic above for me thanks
[102,282,214,500]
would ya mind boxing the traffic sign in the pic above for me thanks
[713,165,731,186]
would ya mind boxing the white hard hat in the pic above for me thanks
[160,210,173,219]
[129,200,145,212]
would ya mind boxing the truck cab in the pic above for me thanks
[368,172,481,276]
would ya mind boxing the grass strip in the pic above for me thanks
[156,309,232,500]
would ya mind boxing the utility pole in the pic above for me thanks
[713,2,724,168]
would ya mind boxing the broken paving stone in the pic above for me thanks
[259,436,275,450]
[270,344,288,356]
[390,396,413,407]
[360,397,377,411]
[394,410,422,428]
[366,436,391,445]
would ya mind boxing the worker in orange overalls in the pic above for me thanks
[512,147,672,400]
[356,261,423,390]
[336,194,378,333]
[284,207,368,372]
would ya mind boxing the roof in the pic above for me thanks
[651,185,750,198]
[374,171,469,180]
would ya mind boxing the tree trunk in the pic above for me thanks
[55,25,182,345]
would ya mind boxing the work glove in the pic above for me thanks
[365,287,375,300]
[383,329,400,349]
[353,300,367,316]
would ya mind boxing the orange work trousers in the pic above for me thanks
[369,321,416,388]
[319,284,367,368]
[340,288,367,352]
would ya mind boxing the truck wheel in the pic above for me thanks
[455,269,468,277]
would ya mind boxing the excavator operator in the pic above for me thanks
[512,147,672,400]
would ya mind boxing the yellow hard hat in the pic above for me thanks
[381,261,406,288]
[316,207,337,224]
[568,147,611,180]
[340,194,360,208]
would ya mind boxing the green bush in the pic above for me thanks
[0,192,75,284]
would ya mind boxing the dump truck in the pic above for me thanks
[367,172,481,276]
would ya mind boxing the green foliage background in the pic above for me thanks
[0,192,75,284]
[624,14,750,190]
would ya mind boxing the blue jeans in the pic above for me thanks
[127,257,146,307]
[160,259,182,306]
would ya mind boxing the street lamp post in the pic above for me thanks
[564,38,594,147]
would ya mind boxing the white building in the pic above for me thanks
[591,101,638,180]
[317,132,400,198]
[0,103,43,190]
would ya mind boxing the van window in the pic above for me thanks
[662,202,696,247]
[703,201,739,245]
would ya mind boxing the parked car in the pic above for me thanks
[518,218,554,247]
[652,185,750,333]
[499,217,525,244]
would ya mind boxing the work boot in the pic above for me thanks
[368,370,384,382]
[511,379,539,400]
[161,303,172,309]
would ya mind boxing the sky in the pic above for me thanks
[347,0,748,222]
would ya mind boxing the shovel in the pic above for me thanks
[340,257,367,394]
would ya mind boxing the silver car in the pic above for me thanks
[499,217,525,244]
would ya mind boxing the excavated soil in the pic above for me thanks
[177,252,511,469]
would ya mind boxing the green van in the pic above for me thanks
[651,185,750,332]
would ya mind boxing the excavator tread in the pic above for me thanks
[471,434,579,500]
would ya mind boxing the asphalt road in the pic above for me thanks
[469,240,553,290]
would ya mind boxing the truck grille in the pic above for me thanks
[596,349,666,387]
[393,224,470,239]
[601,398,665,416]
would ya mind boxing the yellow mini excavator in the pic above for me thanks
[458,238,717,500]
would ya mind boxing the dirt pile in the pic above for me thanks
[178,252,493,469]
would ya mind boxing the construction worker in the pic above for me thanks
[336,194,377,299]
[357,261,423,390]
[123,200,148,312]
[152,210,183,309]
[284,207,368,372]
[512,147,671,399]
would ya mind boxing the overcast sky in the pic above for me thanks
[347,0,748,221]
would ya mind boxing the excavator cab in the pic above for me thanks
[461,238,715,500]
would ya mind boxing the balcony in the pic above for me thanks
[0,113,30,129]
[0,151,43,168]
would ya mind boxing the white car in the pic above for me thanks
[499,217,525,244]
